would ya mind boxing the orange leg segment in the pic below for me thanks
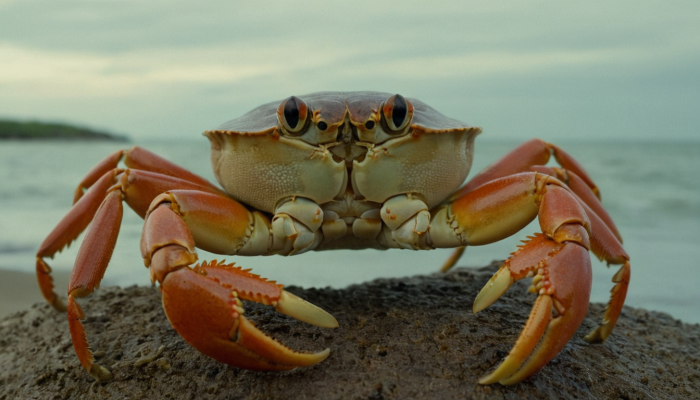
[441,139,606,272]
[36,167,222,311]
[452,139,552,199]
[72,146,220,204]
[531,165,621,242]
[37,169,122,311]
[65,190,123,381]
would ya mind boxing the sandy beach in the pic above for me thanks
[0,269,70,318]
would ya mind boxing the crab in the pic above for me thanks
[36,91,630,385]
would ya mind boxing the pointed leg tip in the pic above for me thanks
[88,363,113,382]
[52,297,67,312]
[479,295,554,385]
[584,326,608,344]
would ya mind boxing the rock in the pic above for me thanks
[1,263,698,399]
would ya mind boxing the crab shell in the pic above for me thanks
[204,91,482,214]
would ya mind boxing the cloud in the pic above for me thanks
[0,1,698,140]
[0,39,659,98]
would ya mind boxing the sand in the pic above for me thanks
[0,269,70,319]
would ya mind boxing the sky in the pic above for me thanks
[0,0,698,141]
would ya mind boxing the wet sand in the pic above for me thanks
[0,269,70,318]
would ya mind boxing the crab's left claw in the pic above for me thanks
[474,235,592,385]
[160,258,337,370]
[433,171,629,384]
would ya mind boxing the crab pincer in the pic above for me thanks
[160,260,337,370]
[451,171,627,384]
[144,202,338,371]
[473,236,592,384]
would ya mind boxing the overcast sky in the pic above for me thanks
[1,0,698,141]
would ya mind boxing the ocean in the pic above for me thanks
[1,139,698,323]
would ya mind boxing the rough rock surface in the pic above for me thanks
[1,264,698,399]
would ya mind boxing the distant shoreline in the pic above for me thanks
[0,120,129,142]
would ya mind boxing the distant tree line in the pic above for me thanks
[0,120,128,141]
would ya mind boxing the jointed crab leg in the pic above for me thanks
[434,171,629,384]
[576,198,630,344]
[440,139,621,273]
[64,184,336,380]
[37,169,121,311]
[37,171,218,311]
[66,190,123,381]
[36,147,221,311]
[450,139,600,200]
[531,165,622,242]
[72,146,220,204]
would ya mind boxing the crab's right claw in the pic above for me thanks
[160,260,337,370]
[474,235,592,385]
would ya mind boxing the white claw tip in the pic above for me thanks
[275,291,339,328]
[473,267,513,314]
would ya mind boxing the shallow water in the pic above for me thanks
[1,139,698,323]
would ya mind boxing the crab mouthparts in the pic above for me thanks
[336,119,358,144]
[328,120,369,167]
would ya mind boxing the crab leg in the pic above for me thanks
[67,187,336,380]
[451,139,552,199]
[454,139,599,198]
[38,147,219,311]
[577,199,630,344]
[530,166,621,242]
[440,139,619,272]
[142,192,337,370]
[72,146,220,204]
[66,190,123,381]
[37,169,121,311]
[37,168,220,311]
[432,172,629,384]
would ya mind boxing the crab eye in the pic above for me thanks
[277,96,309,135]
[382,94,413,134]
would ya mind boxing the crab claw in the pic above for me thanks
[160,260,337,370]
[474,234,592,385]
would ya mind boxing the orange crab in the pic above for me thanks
[36,92,630,385]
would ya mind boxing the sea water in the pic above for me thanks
[1,139,698,323]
